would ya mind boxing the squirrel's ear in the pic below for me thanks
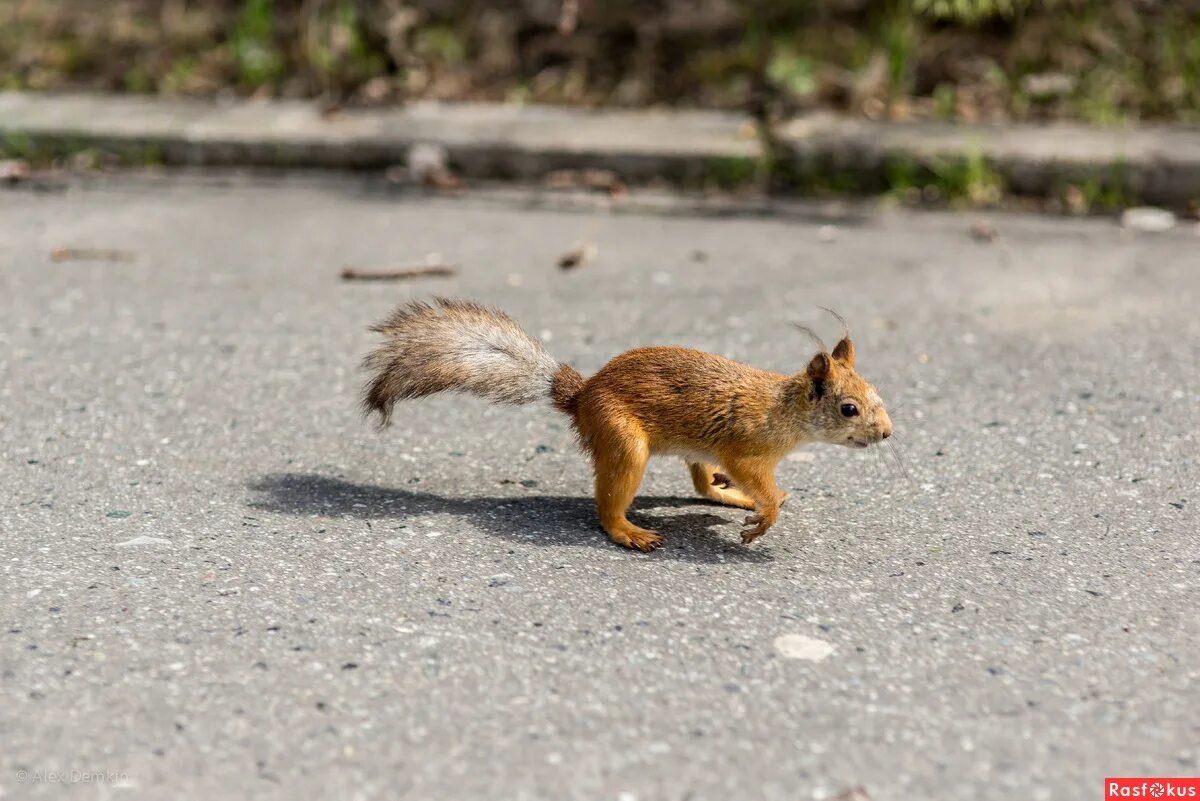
[807,352,831,380]
[806,352,831,399]
[832,337,854,367]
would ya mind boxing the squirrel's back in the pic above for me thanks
[576,347,790,453]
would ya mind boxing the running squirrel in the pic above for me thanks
[361,298,892,551]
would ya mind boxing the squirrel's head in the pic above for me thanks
[800,334,892,448]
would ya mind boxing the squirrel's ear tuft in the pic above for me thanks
[832,337,854,367]
[792,323,827,354]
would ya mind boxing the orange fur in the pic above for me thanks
[570,346,891,548]
[362,299,892,551]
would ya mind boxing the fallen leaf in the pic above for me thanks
[1063,185,1088,215]
[559,0,579,35]
[543,168,626,197]
[405,142,463,191]
[423,169,463,191]
[0,159,31,183]
[51,247,135,263]
[969,221,998,242]
[558,241,598,270]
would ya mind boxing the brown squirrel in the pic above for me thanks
[362,298,892,551]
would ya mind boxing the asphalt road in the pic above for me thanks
[1,174,1197,801]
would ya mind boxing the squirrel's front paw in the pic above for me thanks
[740,514,772,544]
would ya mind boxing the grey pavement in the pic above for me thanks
[1,174,1198,801]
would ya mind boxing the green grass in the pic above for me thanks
[880,4,916,104]
[702,156,761,190]
[885,147,1005,207]
[231,0,284,88]
[414,25,467,67]
[1,0,1198,129]
[304,0,386,90]
[0,132,40,162]
[933,83,957,119]
[914,0,1035,23]
[767,45,817,101]
[1060,158,1137,212]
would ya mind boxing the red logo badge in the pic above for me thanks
[1106,779,1200,799]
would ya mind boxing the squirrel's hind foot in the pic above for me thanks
[740,514,773,544]
[606,521,663,552]
[688,462,757,510]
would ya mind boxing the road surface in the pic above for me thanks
[2,174,1197,800]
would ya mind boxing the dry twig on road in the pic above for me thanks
[340,265,457,282]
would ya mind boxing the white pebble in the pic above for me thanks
[1121,206,1176,233]
[116,536,172,547]
[773,633,836,662]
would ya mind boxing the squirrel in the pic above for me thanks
[361,297,892,552]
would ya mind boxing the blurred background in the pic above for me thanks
[3,0,1199,125]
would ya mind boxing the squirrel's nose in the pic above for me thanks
[881,429,891,439]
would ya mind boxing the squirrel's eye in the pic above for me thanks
[839,402,859,418]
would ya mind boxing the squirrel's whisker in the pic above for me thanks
[886,441,915,486]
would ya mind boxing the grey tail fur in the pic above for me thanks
[362,297,585,427]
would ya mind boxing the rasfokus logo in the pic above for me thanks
[1106,778,1200,799]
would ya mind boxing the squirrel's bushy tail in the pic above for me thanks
[362,298,584,426]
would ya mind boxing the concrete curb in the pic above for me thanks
[2,91,1198,204]
[0,92,760,184]
[777,113,1200,204]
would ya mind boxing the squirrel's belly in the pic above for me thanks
[650,443,717,464]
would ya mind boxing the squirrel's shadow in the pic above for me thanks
[247,473,774,563]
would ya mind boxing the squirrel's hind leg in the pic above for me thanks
[688,462,756,510]
[590,426,661,552]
